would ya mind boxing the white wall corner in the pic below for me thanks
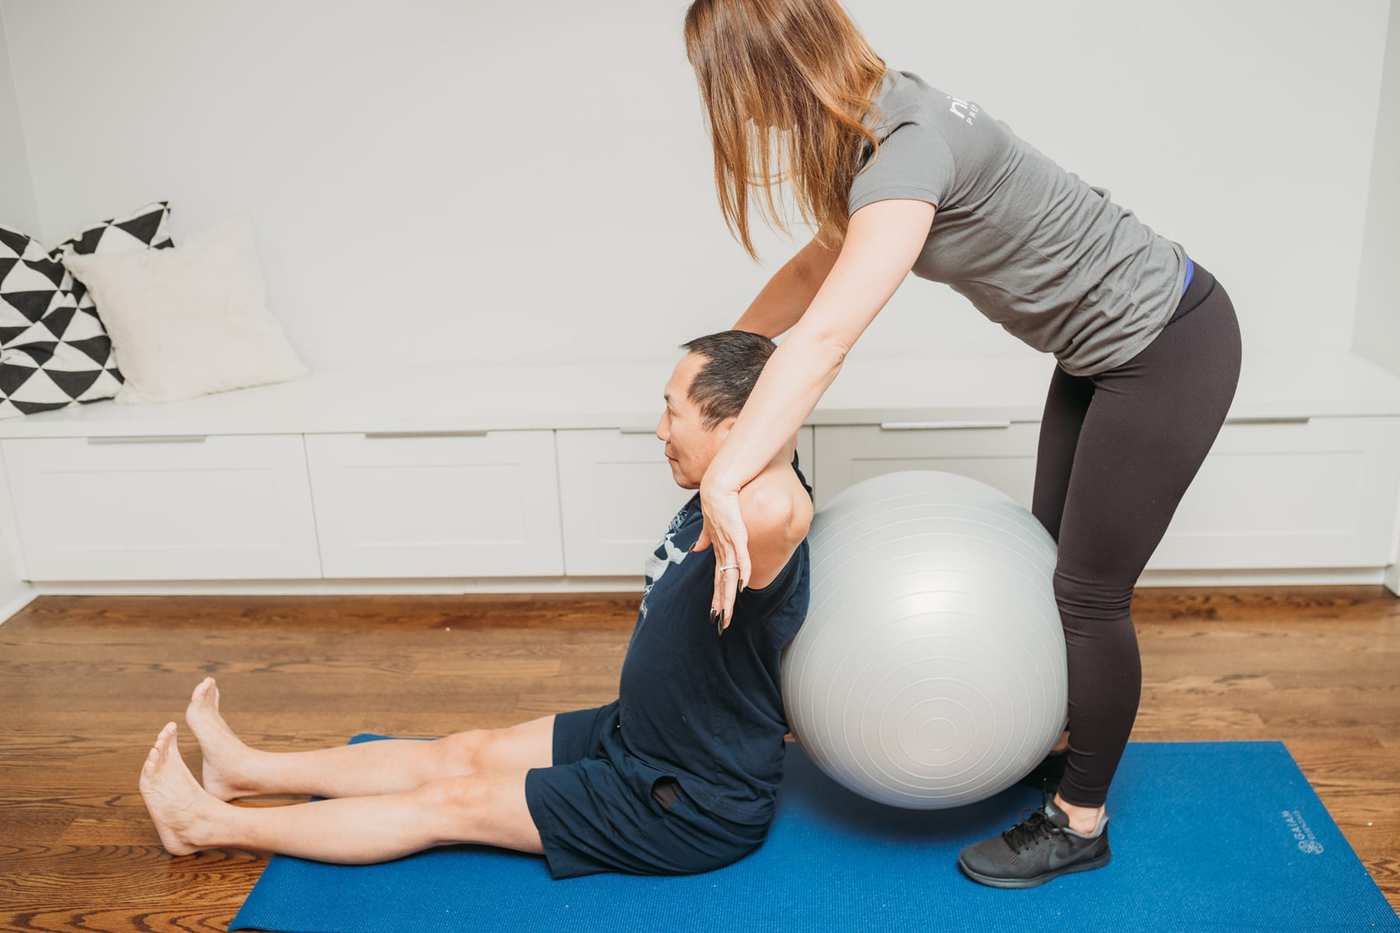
[0,444,32,624]
[1352,0,1400,379]
[1388,474,1400,597]
[0,6,40,624]
[0,3,42,234]
[0,583,35,626]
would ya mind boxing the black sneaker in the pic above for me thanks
[957,793,1111,888]
[1017,750,1068,795]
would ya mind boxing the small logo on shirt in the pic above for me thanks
[946,94,979,126]
[639,502,694,620]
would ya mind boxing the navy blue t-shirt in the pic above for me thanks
[615,454,813,823]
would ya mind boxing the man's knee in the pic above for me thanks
[418,771,543,853]
[437,729,491,776]
[418,772,489,841]
[421,772,485,813]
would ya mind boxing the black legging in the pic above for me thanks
[1033,258,1241,808]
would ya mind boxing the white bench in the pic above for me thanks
[1,345,1397,595]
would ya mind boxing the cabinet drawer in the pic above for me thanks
[304,431,563,577]
[1148,416,1400,570]
[812,421,1038,511]
[557,426,814,576]
[0,434,321,580]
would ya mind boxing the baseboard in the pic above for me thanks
[1136,567,1389,588]
[29,576,648,597]
[23,567,1395,597]
[1384,563,1400,597]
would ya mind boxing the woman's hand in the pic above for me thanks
[691,473,750,636]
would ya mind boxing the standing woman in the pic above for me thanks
[681,0,1241,888]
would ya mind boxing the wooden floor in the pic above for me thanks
[1,587,1398,929]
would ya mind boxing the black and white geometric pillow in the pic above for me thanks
[0,200,175,418]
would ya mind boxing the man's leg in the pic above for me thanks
[185,676,555,799]
[141,721,545,863]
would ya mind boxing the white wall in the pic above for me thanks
[0,6,37,231]
[0,8,36,620]
[1353,0,1400,378]
[0,0,1393,373]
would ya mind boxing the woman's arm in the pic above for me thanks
[694,198,937,628]
[713,199,935,489]
[730,233,842,338]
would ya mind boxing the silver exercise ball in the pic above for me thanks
[781,470,1068,809]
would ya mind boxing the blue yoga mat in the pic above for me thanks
[230,735,1399,932]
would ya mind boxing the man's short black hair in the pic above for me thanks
[677,330,778,430]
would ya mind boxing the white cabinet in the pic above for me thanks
[812,417,1400,572]
[303,430,563,578]
[1148,416,1400,569]
[557,426,815,576]
[0,347,1389,593]
[0,434,320,580]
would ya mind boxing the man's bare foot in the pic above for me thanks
[138,722,220,856]
[185,676,260,801]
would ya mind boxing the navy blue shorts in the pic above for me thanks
[523,699,769,879]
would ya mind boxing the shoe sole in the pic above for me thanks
[957,849,1111,889]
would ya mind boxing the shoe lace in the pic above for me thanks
[1001,796,1060,854]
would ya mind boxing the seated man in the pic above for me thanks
[137,329,816,879]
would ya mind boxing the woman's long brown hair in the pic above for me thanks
[682,0,888,260]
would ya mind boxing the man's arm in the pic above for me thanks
[736,472,814,592]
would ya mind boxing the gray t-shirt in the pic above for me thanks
[848,68,1189,377]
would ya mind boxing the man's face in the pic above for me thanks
[655,352,732,489]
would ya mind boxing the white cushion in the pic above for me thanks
[60,215,307,404]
